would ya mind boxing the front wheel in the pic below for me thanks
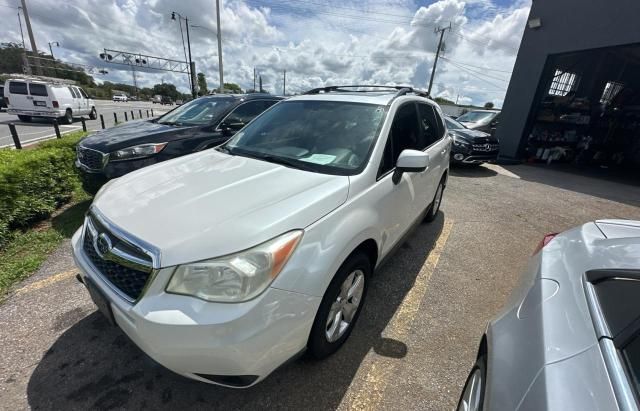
[308,252,370,359]
[424,179,445,222]
[456,355,487,411]
[89,107,97,120]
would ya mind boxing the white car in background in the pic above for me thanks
[4,78,97,124]
[72,85,451,388]
[112,94,128,102]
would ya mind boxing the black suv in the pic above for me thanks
[0,85,6,109]
[76,94,282,191]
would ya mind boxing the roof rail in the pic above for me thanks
[5,73,77,85]
[303,84,430,102]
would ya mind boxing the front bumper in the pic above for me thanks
[71,228,321,387]
[451,144,499,164]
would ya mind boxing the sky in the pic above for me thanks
[0,0,532,107]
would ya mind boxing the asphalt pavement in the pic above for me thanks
[0,100,170,148]
[1,164,639,410]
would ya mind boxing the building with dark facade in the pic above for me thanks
[496,0,640,173]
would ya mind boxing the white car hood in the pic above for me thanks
[93,150,349,267]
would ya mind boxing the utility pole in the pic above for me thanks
[259,75,263,93]
[253,67,256,92]
[17,7,26,49]
[184,18,196,98]
[215,0,224,92]
[283,70,286,96]
[427,23,451,97]
[20,0,41,75]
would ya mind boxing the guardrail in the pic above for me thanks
[5,108,156,149]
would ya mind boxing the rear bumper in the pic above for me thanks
[7,108,65,118]
[71,228,321,387]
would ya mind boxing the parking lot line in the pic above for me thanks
[13,269,77,296]
[344,218,454,411]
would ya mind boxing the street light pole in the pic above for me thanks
[48,41,59,60]
[215,0,224,92]
[20,0,41,75]
[17,7,26,49]
[184,17,196,98]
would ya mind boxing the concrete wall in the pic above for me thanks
[496,0,640,159]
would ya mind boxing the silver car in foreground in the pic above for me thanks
[458,220,640,411]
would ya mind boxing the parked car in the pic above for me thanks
[72,85,451,388]
[456,110,500,134]
[112,94,128,102]
[152,95,162,104]
[445,116,499,165]
[76,94,283,190]
[457,219,640,411]
[4,78,97,123]
[0,85,6,110]
[175,99,183,105]
[161,96,173,105]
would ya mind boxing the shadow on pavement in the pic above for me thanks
[27,214,446,410]
[502,163,640,207]
[450,164,498,178]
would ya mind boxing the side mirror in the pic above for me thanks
[393,149,429,184]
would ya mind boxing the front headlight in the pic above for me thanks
[453,135,470,147]
[166,230,303,303]
[110,142,167,161]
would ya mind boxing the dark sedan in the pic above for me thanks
[76,94,282,191]
[445,116,500,165]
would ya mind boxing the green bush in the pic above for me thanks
[0,132,86,248]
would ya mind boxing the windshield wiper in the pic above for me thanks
[236,150,316,172]
[157,121,184,126]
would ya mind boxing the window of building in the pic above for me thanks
[548,69,579,96]
[600,81,624,104]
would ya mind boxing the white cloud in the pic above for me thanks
[0,0,531,106]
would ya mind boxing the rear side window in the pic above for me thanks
[79,88,89,98]
[9,81,28,95]
[379,103,422,176]
[68,87,80,98]
[29,84,48,96]
[417,103,444,147]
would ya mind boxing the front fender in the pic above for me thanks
[271,205,382,298]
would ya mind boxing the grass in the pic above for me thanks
[0,133,93,297]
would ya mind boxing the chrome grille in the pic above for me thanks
[82,214,153,302]
[472,143,499,152]
[77,146,107,170]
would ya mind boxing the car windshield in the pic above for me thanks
[223,100,386,175]
[157,97,235,126]
[456,111,497,123]
[445,117,465,130]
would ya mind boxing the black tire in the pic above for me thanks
[308,252,371,359]
[456,355,487,411]
[89,107,97,120]
[61,109,73,124]
[424,178,445,223]
[17,115,31,122]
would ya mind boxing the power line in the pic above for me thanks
[442,59,508,91]
[440,57,510,82]
[439,57,513,74]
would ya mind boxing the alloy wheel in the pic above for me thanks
[325,269,365,343]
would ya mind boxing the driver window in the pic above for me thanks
[379,103,422,176]
[224,101,265,130]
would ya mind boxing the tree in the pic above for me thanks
[152,83,180,100]
[484,102,495,109]
[434,96,456,105]
[223,82,242,93]
[197,73,208,96]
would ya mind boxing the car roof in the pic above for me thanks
[204,93,284,101]
[287,91,434,106]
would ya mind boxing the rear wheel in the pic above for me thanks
[425,178,445,222]
[17,115,31,122]
[457,355,487,411]
[61,109,73,124]
[308,252,370,359]
[89,107,97,120]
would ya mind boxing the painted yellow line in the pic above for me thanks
[13,269,78,296]
[343,218,454,411]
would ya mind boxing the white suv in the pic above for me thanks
[72,85,451,388]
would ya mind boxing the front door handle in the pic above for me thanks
[441,149,447,155]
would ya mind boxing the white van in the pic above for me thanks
[3,78,97,124]
[112,94,128,102]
